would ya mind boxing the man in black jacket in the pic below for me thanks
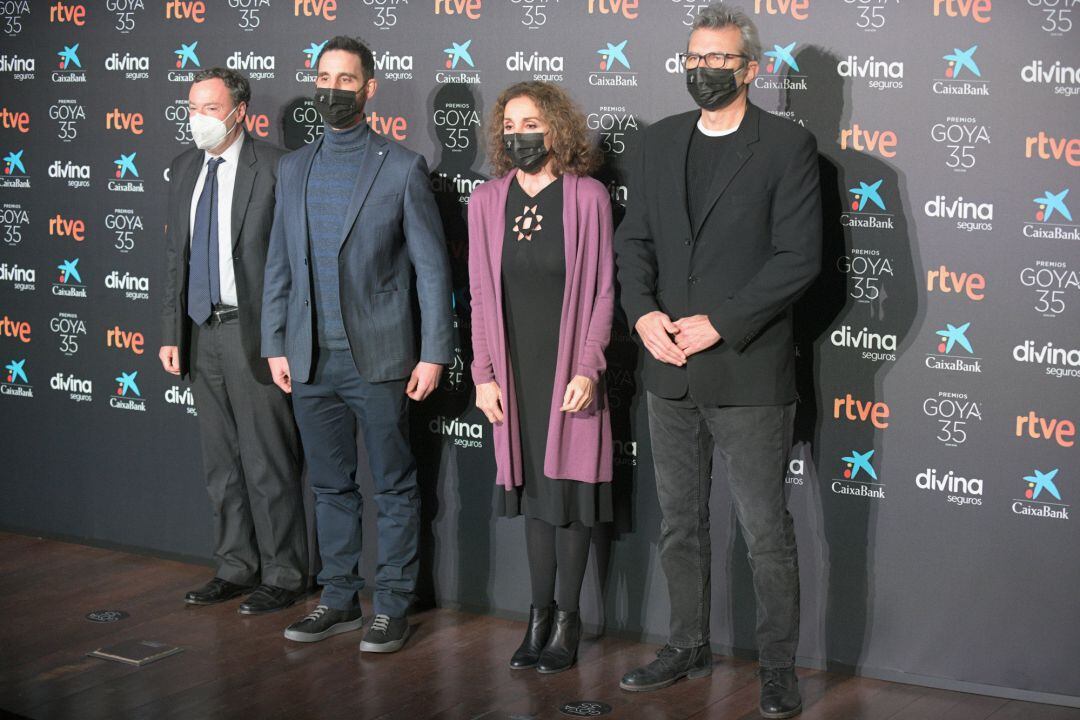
[614,4,820,717]
[159,68,307,615]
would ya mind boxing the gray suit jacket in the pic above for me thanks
[162,132,285,383]
[260,127,453,384]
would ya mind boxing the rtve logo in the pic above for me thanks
[165,0,205,22]
[49,213,85,242]
[839,123,897,158]
[754,0,809,21]
[105,107,144,134]
[295,0,337,20]
[0,108,29,133]
[933,0,990,24]
[833,393,890,429]
[244,113,271,138]
[1025,131,1080,167]
[106,325,145,355]
[0,315,31,342]
[588,0,637,19]
[1016,411,1075,447]
[926,264,985,300]
[367,112,408,142]
[50,1,86,25]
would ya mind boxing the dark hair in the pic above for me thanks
[192,67,251,106]
[487,81,601,178]
[318,36,375,82]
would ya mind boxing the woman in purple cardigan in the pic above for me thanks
[468,81,614,674]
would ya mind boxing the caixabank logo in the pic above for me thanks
[916,466,983,507]
[107,0,145,34]
[832,449,884,499]
[591,40,637,88]
[50,98,85,142]
[926,321,982,373]
[0,262,35,292]
[841,179,894,229]
[933,0,991,24]
[429,414,483,449]
[845,0,897,32]
[1,202,29,247]
[836,54,903,91]
[931,116,990,172]
[1014,339,1080,379]
[1023,187,1078,240]
[50,371,92,402]
[110,369,146,412]
[1,149,29,189]
[53,43,85,83]
[1,0,30,36]
[754,42,807,92]
[168,41,200,83]
[365,0,408,30]
[515,0,562,29]
[0,53,34,81]
[295,40,325,83]
[165,383,197,416]
[1020,259,1077,319]
[923,391,982,447]
[438,39,479,85]
[107,208,143,253]
[933,44,989,96]
[376,49,414,81]
[923,193,993,233]
[1013,468,1068,520]
[0,107,30,133]
[50,311,86,356]
[108,152,144,193]
[106,52,150,81]
[228,50,275,81]
[52,257,87,298]
[838,248,893,305]
[229,0,268,31]
[1022,57,1079,97]
[830,324,897,363]
[1027,0,1075,36]
[2,358,32,399]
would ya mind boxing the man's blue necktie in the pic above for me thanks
[188,156,225,325]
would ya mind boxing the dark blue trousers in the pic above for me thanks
[291,349,418,616]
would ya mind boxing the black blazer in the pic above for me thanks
[161,133,285,384]
[615,103,822,406]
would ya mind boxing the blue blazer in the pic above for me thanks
[261,127,453,384]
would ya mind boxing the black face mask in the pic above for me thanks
[686,66,745,111]
[313,87,364,129]
[503,132,549,174]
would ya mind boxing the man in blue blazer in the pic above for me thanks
[261,36,453,652]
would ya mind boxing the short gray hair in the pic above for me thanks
[691,2,763,64]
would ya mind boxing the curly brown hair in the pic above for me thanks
[487,81,602,178]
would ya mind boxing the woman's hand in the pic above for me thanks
[475,381,504,423]
[560,375,595,413]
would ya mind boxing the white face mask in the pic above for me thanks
[189,105,239,151]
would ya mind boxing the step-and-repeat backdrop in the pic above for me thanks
[1,0,1077,703]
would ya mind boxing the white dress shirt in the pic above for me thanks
[189,131,244,307]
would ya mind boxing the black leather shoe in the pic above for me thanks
[759,666,802,719]
[537,607,581,674]
[237,584,303,615]
[619,644,713,692]
[510,604,554,670]
[184,577,253,605]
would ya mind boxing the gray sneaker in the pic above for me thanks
[359,614,410,653]
[283,605,364,643]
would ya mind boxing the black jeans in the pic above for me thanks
[647,392,798,668]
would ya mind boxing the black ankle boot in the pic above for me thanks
[537,607,581,674]
[509,604,554,669]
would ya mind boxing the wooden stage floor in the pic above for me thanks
[1,532,1077,720]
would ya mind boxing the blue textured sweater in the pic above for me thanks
[306,120,369,350]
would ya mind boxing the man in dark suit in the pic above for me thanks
[261,36,453,652]
[159,68,307,615]
[614,4,820,717]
